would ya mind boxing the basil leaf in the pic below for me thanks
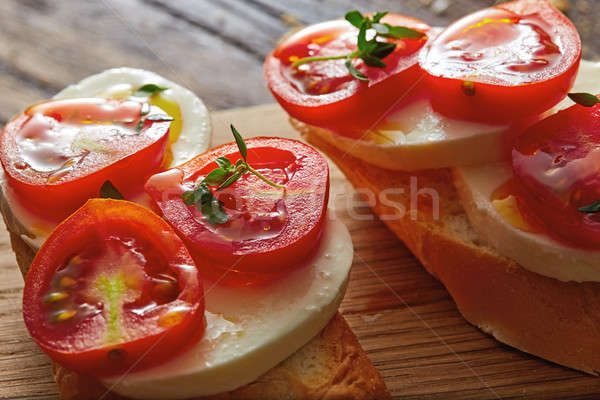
[372,11,388,23]
[230,124,247,161]
[215,156,232,170]
[100,181,124,200]
[568,93,600,107]
[135,119,144,132]
[382,25,426,40]
[134,84,168,97]
[203,168,228,186]
[579,200,600,214]
[345,10,364,28]
[345,60,369,82]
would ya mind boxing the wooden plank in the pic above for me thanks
[0,0,274,117]
[3,104,600,399]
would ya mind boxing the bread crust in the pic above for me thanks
[303,122,600,375]
[5,212,390,400]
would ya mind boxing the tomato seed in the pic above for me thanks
[461,80,476,96]
[107,348,127,361]
[59,276,78,289]
[158,310,187,328]
[44,292,69,303]
[53,310,77,323]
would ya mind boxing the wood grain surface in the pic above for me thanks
[1,0,600,399]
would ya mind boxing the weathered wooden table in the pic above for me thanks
[1,1,599,399]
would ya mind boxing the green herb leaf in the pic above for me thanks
[100,181,124,200]
[568,93,600,107]
[215,156,232,170]
[345,60,369,81]
[134,84,168,97]
[146,114,174,122]
[182,183,229,225]
[217,170,246,191]
[362,55,386,68]
[200,195,229,225]
[292,10,425,83]
[135,119,144,132]
[345,10,365,28]
[372,11,388,23]
[203,168,229,186]
[357,22,368,52]
[579,200,600,213]
[368,41,396,60]
[231,124,247,161]
[382,25,426,40]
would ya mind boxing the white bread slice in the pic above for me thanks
[298,120,600,375]
[5,217,390,399]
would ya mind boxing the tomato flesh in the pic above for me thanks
[419,0,581,123]
[0,98,171,222]
[145,137,329,285]
[264,15,430,137]
[23,199,205,377]
[512,101,600,249]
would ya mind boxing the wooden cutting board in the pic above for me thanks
[1,104,600,400]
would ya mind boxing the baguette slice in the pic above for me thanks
[299,120,600,375]
[6,225,390,399]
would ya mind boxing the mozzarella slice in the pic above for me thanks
[0,68,211,250]
[452,60,600,283]
[55,68,210,167]
[103,214,353,399]
[305,99,515,171]
[454,162,600,283]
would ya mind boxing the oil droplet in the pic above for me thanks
[53,310,77,323]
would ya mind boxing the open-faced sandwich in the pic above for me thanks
[265,0,600,374]
[1,69,390,399]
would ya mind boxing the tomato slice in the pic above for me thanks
[145,137,329,285]
[0,98,171,221]
[419,0,581,123]
[512,101,600,248]
[23,199,205,377]
[264,14,430,137]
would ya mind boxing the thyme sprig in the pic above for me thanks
[292,10,426,82]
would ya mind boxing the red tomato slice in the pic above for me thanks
[145,137,329,285]
[0,98,171,222]
[419,0,581,123]
[23,199,205,377]
[512,101,600,248]
[264,14,430,137]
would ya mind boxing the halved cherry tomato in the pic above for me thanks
[419,0,581,123]
[0,98,171,222]
[264,14,430,137]
[512,101,600,248]
[145,137,329,285]
[23,199,205,377]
